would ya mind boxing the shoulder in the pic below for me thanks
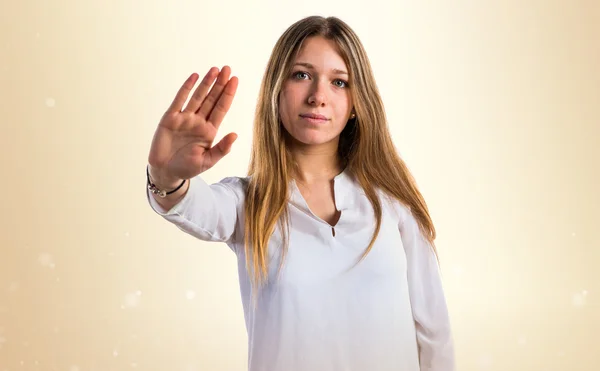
[213,175,250,198]
[349,181,414,223]
[217,175,250,189]
[378,190,414,226]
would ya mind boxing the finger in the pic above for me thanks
[166,73,199,114]
[197,65,232,118]
[182,67,220,113]
[203,132,238,168]
[207,76,239,129]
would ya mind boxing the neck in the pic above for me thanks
[287,141,343,185]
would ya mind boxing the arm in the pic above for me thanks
[144,67,242,244]
[146,170,245,245]
[399,210,455,371]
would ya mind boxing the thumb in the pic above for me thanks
[204,132,238,167]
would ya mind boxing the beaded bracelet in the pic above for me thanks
[146,165,186,198]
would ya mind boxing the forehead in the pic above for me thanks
[293,36,348,70]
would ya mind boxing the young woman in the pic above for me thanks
[146,15,455,371]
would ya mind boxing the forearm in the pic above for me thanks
[146,166,244,244]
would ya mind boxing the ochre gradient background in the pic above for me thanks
[1,0,599,370]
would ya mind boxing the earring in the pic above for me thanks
[350,113,356,119]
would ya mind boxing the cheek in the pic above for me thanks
[279,89,289,107]
[279,89,300,117]
[278,92,294,127]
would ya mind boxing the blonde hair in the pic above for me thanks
[244,15,437,291]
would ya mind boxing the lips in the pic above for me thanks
[300,113,328,120]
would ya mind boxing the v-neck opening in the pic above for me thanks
[289,168,351,228]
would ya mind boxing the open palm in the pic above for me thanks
[148,66,239,182]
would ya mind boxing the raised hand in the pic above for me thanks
[148,66,239,187]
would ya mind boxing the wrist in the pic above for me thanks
[147,165,182,189]
[146,165,186,198]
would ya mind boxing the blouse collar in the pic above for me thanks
[288,167,357,213]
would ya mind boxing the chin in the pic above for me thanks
[287,132,339,147]
[282,121,342,147]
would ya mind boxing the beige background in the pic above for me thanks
[1,0,599,370]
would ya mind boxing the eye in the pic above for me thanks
[333,79,348,88]
[292,71,309,80]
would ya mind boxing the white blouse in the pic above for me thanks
[147,168,455,371]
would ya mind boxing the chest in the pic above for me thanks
[264,202,408,290]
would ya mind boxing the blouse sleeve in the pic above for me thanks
[147,174,246,245]
[399,209,456,371]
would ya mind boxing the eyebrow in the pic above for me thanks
[294,62,348,76]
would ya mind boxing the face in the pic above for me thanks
[278,36,353,149]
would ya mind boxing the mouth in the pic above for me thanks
[299,113,329,122]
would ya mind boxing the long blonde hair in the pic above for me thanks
[244,15,437,291]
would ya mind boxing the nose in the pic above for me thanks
[307,80,327,106]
